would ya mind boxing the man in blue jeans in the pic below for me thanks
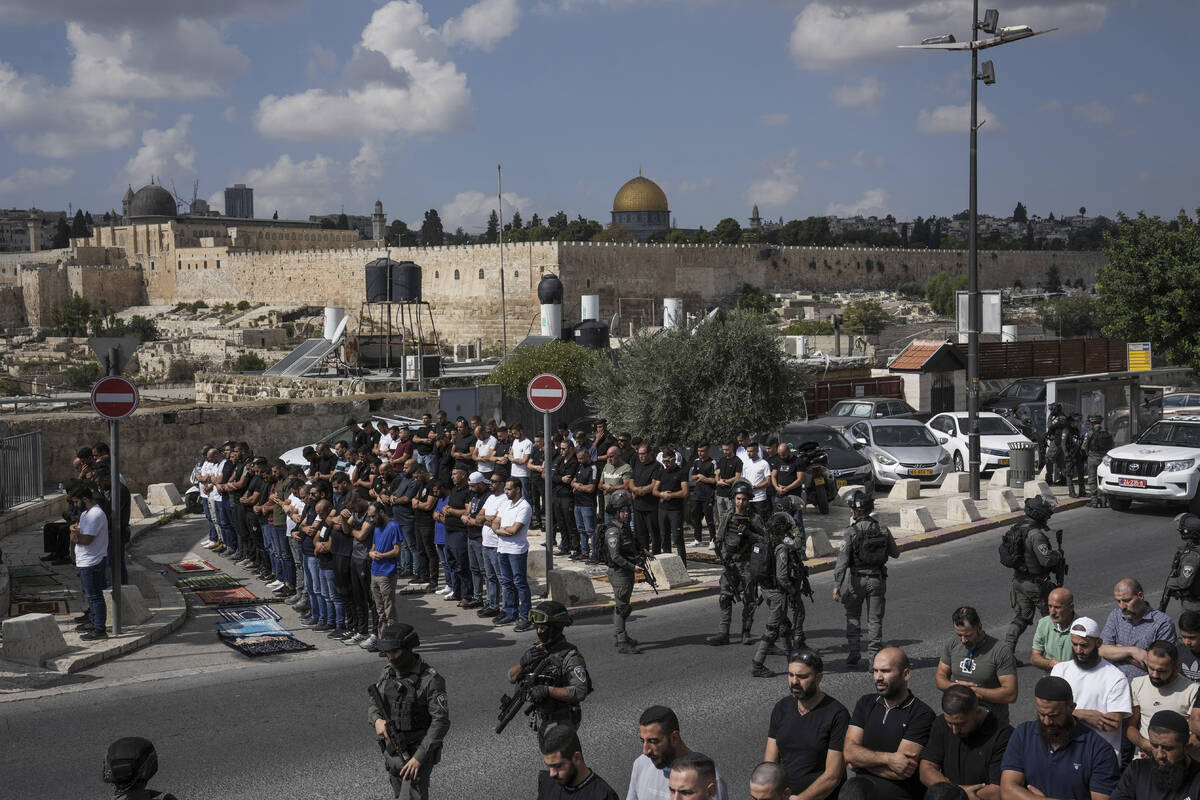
[388,458,422,582]
[475,474,507,619]
[571,446,599,561]
[68,482,110,640]
[495,478,534,631]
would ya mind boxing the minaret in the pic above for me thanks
[372,199,386,243]
[122,185,134,222]
[27,210,41,252]
[750,204,762,232]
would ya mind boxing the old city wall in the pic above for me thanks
[193,372,416,404]
[0,286,25,328]
[68,263,147,309]
[0,249,68,287]
[19,264,73,328]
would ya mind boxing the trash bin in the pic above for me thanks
[1008,441,1036,488]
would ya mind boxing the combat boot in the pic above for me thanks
[616,639,642,655]
[741,626,757,645]
[751,662,773,678]
[705,631,730,646]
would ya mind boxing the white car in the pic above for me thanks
[1097,416,1200,511]
[279,414,424,467]
[926,411,1033,473]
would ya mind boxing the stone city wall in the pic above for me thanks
[0,249,68,287]
[0,285,25,328]
[194,373,418,404]
[68,263,146,309]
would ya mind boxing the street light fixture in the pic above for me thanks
[900,4,1055,501]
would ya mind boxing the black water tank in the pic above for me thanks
[537,273,563,304]
[573,319,609,350]
[390,261,422,302]
[365,258,391,302]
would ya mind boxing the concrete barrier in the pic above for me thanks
[529,549,548,578]
[649,554,695,588]
[806,528,837,558]
[1,612,69,666]
[129,493,154,520]
[947,497,983,523]
[899,506,938,532]
[990,469,1010,487]
[0,564,8,621]
[988,488,1021,514]
[548,569,599,605]
[939,473,970,493]
[102,584,153,626]
[146,483,183,507]
[1023,480,1057,505]
[888,479,921,500]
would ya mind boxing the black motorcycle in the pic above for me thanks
[796,442,832,515]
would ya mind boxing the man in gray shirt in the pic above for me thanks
[628,706,729,800]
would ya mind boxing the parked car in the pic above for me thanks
[1096,415,1200,511]
[780,422,875,496]
[847,419,953,487]
[279,414,424,467]
[925,411,1033,473]
[1144,392,1200,421]
[980,379,1045,418]
[809,397,919,431]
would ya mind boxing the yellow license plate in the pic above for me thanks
[813,478,825,485]
[836,479,847,487]
[909,469,933,477]
[998,459,1009,466]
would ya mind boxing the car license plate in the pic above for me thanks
[1119,478,1147,488]
[813,478,825,485]
[836,479,847,487]
[998,458,1009,466]
[909,469,933,477]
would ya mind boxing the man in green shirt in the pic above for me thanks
[935,606,1019,726]
[1030,587,1075,671]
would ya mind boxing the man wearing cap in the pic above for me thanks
[1124,641,1199,761]
[1051,616,1133,757]
[1000,675,1119,800]
[1111,710,1200,799]
[1031,587,1078,673]
[368,623,450,800]
[1100,577,1178,682]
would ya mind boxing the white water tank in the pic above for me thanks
[538,274,563,338]
[581,295,599,322]
[1002,324,1018,342]
[323,306,346,341]
[663,298,683,329]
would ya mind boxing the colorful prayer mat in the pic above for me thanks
[218,633,314,658]
[217,618,289,638]
[10,599,70,616]
[166,559,219,574]
[216,604,281,622]
[176,573,241,591]
[194,586,258,605]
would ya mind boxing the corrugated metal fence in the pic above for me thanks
[1,430,43,511]
[954,338,1128,379]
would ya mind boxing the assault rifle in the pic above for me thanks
[1053,529,1067,587]
[368,683,412,762]
[635,553,659,595]
[496,651,554,734]
[1160,550,1183,612]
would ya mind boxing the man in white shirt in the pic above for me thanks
[476,475,508,619]
[1050,616,1132,757]
[473,424,497,477]
[739,442,773,519]
[628,705,729,800]
[1125,639,1199,760]
[509,423,533,499]
[494,478,533,626]
[198,447,224,550]
[69,482,110,640]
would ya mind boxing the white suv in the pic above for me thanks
[1097,415,1200,510]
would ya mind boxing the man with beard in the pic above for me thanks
[763,650,849,799]
[1000,675,1120,800]
[1101,578,1178,682]
[1111,710,1200,799]
[367,623,450,800]
[628,706,730,800]
[536,725,619,800]
[1126,641,1199,761]
[844,647,936,800]
[935,606,1019,726]
[1032,587,1078,672]
[506,601,591,739]
[919,685,1012,800]
[1051,616,1133,758]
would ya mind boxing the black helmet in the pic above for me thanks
[847,490,874,514]
[1024,496,1054,524]
[376,622,420,652]
[529,600,572,627]
[1177,513,1200,539]
[778,494,804,515]
[768,511,795,536]
[731,480,754,499]
[1049,402,1064,415]
[1087,413,1103,424]
[103,737,159,789]
[607,489,632,512]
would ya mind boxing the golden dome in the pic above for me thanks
[613,174,669,213]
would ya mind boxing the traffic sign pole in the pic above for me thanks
[543,412,553,582]
[527,374,568,584]
[108,347,124,635]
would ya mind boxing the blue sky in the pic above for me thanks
[0,1,1194,234]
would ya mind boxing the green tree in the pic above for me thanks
[63,362,101,389]
[50,293,98,336]
[420,209,444,246]
[234,352,267,372]
[547,211,569,231]
[71,209,88,237]
[842,300,892,335]
[488,340,600,400]
[665,229,689,244]
[1036,295,1102,337]
[924,271,967,316]
[1098,211,1200,368]
[510,211,522,231]
[528,213,541,229]
[1043,263,1062,293]
[1079,206,1087,217]
[712,217,743,245]
[485,210,500,243]
[783,319,834,336]
[51,217,70,248]
[557,216,602,242]
[585,310,809,444]
[167,360,196,382]
[735,283,773,313]
[337,212,350,230]
[388,219,418,247]
[1013,202,1027,223]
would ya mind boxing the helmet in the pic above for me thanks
[1024,496,1054,524]
[529,600,572,627]
[607,489,632,512]
[778,494,804,515]
[103,737,159,789]
[1087,413,1103,424]
[768,511,795,536]
[1049,402,1064,415]
[1177,513,1200,539]
[847,490,874,514]
[376,622,420,652]
[731,480,754,499]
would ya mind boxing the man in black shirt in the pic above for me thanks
[845,647,936,800]
[617,433,637,473]
[439,468,473,604]
[390,459,422,581]
[529,433,546,529]
[1111,710,1200,800]
[451,418,476,472]
[413,413,437,476]
[920,685,1011,800]
[631,445,662,553]
[714,442,742,527]
[571,447,599,561]
[536,725,619,800]
[493,426,512,481]
[653,451,689,565]
[764,649,849,799]
[688,443,717,546]
[551,438,580,556]
[771,443,807,542]
[312,442,338,482]
[347,418,372,452]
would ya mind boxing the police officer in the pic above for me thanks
[368,623,450,800]
[706,484,766,646]
[833,490,898,668]
[751,511,809,677]
[601,489,644,654]
[1082,413,1114,507]
[1064,414,1087,498]
[507,601,592,737]
[1002,496,1063,656]
[1044,403,1069,485]
[102,737,178,800]
[1164,513,1200,613]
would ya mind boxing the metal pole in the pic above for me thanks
[967,0,982,501]
[543,411,553,584]
[498,164,508,360]
[109,346,123,635]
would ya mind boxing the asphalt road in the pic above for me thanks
[1,501,1184,799]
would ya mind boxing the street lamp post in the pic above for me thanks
[900,7,1055,500]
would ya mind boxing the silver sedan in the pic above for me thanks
[847,418,952,486]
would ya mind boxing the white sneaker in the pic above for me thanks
[266,580,283,590]
[435,586,451,596]
[359,634,378,650]
[200,538,214,548]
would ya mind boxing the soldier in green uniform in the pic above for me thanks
[507,600,593,739]
[1082,413,1114,507]
[600,489,643,655]
[1163,513,1200,613]
[833,490,899,669]
[1001,496,1064,656]
[750,511,810,677]
[368,623,450,800]
[706,484,766,646]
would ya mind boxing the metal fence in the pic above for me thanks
[1,431,43,511]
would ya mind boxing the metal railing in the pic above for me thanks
[0,431,43,511]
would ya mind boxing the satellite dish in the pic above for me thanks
[610,313,621,334]
[328,315,349,348]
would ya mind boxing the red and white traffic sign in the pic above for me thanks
[91,376,139,419]
[527,373,567,413]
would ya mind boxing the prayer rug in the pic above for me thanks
[11,575,62,588]
[218,633,314,658]
[194,586,258,605]
[217,618,289,638]
[176,573,241,590]
[10,599,70,616]
[216,604,281,622]
[166,559,219,574]
[9,565,53,578]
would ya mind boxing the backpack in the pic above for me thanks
[749,533,777,584]
[998,524,1028,569]
[1169,546,1200,595]
[851,519,889,568]
[595,523,614,568]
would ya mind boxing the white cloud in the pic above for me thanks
[760,112,790,126]
[0,0,306,28]
[122,114,196,186]
[442,0,521,51]
[826,188,889,217]
[0,166,73,196]
[831,77,884,110]
[1128,91,1155,107]
[0,61,136,157]
[850,149,889,170]
[746,150,803,209]
[1036,99,1063,113]
[1071,101,1115,126]
[233,153,342,220]
[789,1,1108,70]
[221,105,238,124]
[917,102,1000,134]
[441,190,533,233]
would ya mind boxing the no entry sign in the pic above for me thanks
[91,376,139,419]
[527,373,567,414]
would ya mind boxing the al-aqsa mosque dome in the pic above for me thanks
[610,170,670,241]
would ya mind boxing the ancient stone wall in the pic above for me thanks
[0,249,69,286]
[194,373,419,404]
[68,264,146,309]
[0,286,25,328]
[19,264,71,328]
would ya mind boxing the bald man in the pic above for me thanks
[748,762,789,800]
[1030,587,1076,672]
[1099,577,1177,681]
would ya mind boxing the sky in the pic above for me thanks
[0,0,1195,235]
